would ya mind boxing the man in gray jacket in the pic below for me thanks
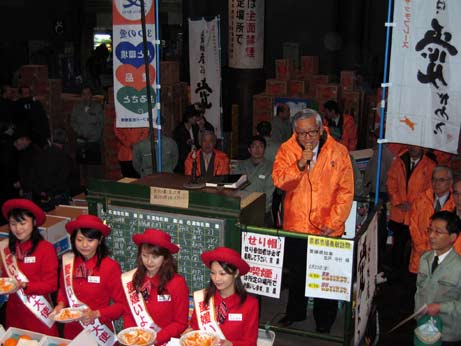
[415,211,461,345]
[132,118,178,177]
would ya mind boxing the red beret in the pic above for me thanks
[65,215,110,237]
[201,247,250,275]
[132,229,179,254]
[2,199,46,227]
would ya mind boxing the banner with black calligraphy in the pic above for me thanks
[228,0,264,69]
[188,17,222,138]
[113,0,157,128]
[241,232,284,298]
[386,0,461,153]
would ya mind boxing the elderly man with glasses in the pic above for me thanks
[272,109,354,333]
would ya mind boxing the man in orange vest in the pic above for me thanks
[386,145,436,282]
[273,108,354,332]
[323,100,357,151]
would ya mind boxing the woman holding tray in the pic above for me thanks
[54,215,125,343]
[0,199,59,336]
[122,228,189,345]
[189,247,259,346]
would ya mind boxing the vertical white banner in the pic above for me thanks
[228,0,264,69]
[113,0,157,128]
[386,0,461,153]
[241,232,285,298]
[188,17,222,138]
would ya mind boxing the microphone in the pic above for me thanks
[306,143,313,167]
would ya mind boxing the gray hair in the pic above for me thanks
[199,129,216,145]
[432,165,454,180]
[292,108,323,130]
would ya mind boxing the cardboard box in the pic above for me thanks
[253,93,275,113]
[300,56,319,76]
[342,90,363,116]
[47,205,88,220]
[288,80,306,96]
[39,215,71,256]
[340,70,357,91]
[265,79,288,96]
[18,65,49,85]
[39,335,71,346]
[253,110,273,131]
[275,59,293,80]
[316,84,341,101]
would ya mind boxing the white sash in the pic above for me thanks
[62,253,116,346]
[193,289,225,339]
[121,269,161,332]
[0,239,55,328]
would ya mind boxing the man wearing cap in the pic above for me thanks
[414,211,461,345]
[190,247,258,346]
[273,109,354,332]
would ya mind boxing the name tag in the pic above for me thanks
[228,313,242,321]
[157,294,171,302]
[88,276,100,284]
[258,174,266,179]
[24,256,36,264]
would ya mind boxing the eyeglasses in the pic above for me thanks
[426,227,449,236]
[295,128,320,138]
[432,177,452,183]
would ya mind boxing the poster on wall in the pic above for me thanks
[305,236,354,302]
[241,232,284,298]
[386,0,461,153]
[113,0,157,128]
[188,17,222,138]
[354,214,378,346]
[228,0,264,69]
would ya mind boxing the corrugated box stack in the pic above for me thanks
[159,61,188,136]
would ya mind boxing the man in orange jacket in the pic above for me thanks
[407,166,454,311]
[386,145,436,281]
[273,108,354,332]
[114,126,149,178]
[453,180,461,254]
[323,100,357,151]
[184,130,229,177]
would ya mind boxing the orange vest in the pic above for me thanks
[114,126,149,161]
[340,114,357,151]
[184,149,230,176]
[272,133,354,236]
[386,153,436,225]
[408,188,455,273]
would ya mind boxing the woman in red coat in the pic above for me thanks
[54,215,125,344]
[189,247,259,346]
[122,229,189,345]
[0,199,59,336]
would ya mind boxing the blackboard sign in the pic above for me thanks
[99,205,225,293]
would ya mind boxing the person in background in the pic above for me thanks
[70,86,104,186]
[323,100,357,151]
[256,120,280,162]
[54,215,125,340]
[0,199,58,336]
[386,145,436,283]
[16,85,50,148]
[273,109,354,332]
[114,126,149,178]
[189,247,259,346]
[185,130,229,178]
[271,103,292,143]
[414,211,461,346]
[122,229,189,344]
[237,136,275,226]
[132,117,178,177]
[173,104,200,173]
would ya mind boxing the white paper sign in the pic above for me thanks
[305,236,354,302]
[241,232,285,298]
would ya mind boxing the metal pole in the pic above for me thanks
[140,0,157,173]
[154,0,162,172]
[374,0,394,206]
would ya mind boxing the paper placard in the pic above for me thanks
[150,187,189,209]
[305,236,354,301]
